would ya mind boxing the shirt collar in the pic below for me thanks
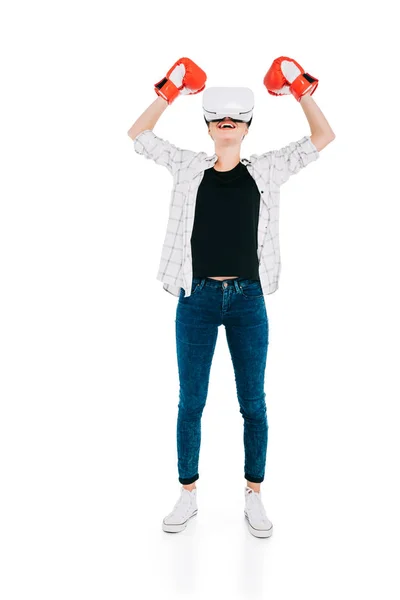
[204,154,252,166]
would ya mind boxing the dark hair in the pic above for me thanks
[204,116,252,128]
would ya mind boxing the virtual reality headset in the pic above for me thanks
[202,86,254,126]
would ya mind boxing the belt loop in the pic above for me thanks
[233,279,240,293]
[199,278,206,290]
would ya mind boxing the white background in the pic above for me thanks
[1,1,399,599]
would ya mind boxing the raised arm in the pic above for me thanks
[263,57,336,184]
[269,92,335,185]
[127,58,207,175]
[299,93,336,151]
[127,96,198,176]
[264,56,336,152]
[127,96,168,140]
[127,57,207,140]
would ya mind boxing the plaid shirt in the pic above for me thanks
[132,129,319,298]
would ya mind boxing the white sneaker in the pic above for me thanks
[244,486,273,538]
[162,486,198,533]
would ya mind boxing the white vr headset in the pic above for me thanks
[202,86,254,125]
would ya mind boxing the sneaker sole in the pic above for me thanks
[244,511,273,538]
[162,509,198,533]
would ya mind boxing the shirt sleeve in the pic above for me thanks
[132,129,196,176]
[271,135,320,185]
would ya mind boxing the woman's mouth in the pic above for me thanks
[218,122,236,130]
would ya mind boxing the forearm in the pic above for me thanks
[299,93,335,138]
[127,96,169,139]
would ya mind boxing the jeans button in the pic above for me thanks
[223,282,228,288]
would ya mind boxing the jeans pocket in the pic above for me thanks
[239,281,264,299]
[179,282,200,299]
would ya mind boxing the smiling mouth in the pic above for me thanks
[218,122,236,130]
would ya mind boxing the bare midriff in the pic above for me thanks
[207,276,239,281]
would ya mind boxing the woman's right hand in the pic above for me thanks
[154,57,207,104]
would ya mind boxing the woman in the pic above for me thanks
[128,57,335,537]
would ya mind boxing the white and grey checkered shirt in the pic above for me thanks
[132,129,319,298]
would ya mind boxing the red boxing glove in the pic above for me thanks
[154,57,207,104]
[264,56,319,101]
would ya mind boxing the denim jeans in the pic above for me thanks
[175,276,269,485]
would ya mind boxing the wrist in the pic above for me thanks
[156,95,169,106]
[299,92,313,103]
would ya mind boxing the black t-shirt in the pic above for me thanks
[190,160,261,280]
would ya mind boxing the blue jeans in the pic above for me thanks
[175,276,269,485]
